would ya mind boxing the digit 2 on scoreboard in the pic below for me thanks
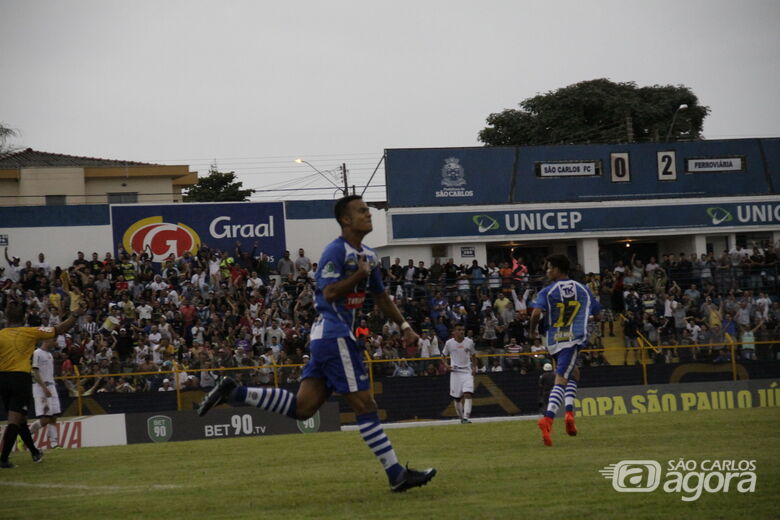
[657,151,677,181]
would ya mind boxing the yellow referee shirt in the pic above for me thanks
[0,326,56,372]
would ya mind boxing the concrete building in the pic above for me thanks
[0,148,196,206]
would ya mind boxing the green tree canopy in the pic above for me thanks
[183,165,254,202]
[478,79,710,146]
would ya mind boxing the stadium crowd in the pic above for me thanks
[0,239,778,394]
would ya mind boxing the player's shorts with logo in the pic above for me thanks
[33,383,61,416]
[553,344,584,379]
[302,337,369,394]
[0,371,33,414]
[449,369,474,399]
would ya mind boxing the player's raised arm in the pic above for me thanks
[54,303,86,336]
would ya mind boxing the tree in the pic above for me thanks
[183,165,254,202]
[0,123,20,154]
[478,79,710,146]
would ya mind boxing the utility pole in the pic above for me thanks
[626,115,634,143]
[341,163,349,196]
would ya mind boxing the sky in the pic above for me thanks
[1,0,779,201]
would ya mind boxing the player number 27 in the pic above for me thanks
[553,301,581,327]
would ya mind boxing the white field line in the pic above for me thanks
[341,414,542,431]
[0,481,184,492]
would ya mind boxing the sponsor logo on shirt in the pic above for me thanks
[345,292,366,309]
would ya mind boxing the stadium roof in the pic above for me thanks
[0,148,163,168]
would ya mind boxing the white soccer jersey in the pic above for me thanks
[32,348,55,384]
[443,337,475,371]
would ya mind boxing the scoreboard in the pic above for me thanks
[384,138,780,208]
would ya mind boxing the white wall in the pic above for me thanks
[577,238,600,274]
[19,167,85,205]
[1,226,113,270]
[283,207,388,265]
[1,207,389,271]
[85,177,174,204]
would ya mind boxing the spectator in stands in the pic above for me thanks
[393,359,416,377]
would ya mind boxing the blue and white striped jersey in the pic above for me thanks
[310,237,384,341]
[531,278,601,354]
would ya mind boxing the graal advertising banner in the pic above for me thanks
[111,202,286,264]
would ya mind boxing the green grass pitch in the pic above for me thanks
[2,407,778,519]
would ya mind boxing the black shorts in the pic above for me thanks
[0,371,33,415]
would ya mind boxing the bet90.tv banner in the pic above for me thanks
[125,403,340,444]
[110,202,286,264]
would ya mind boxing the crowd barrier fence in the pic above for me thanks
[54,338,778,413]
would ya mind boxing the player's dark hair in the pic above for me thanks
[545,254,570,274]
[6,301,26,324]
[334,195,363,227]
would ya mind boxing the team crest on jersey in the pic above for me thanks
[560,282,576,298]
[321,261,339,279]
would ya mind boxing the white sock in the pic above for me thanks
[47,424,59,447]
[29,421,42,434]
[463,398,472,419]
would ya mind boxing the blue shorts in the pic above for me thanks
[302,337,370,394]
[553,344,584,379]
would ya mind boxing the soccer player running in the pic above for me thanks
[442,323,476,424]
[198,195,436,492]
[1,302,83,468]
[529,255,601,447]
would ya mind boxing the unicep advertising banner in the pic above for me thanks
[390,198,780,240]
[573,379,780,417]
[110,202,286,263]
[124,403,340,444]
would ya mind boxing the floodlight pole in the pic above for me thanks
[665,104,689,142]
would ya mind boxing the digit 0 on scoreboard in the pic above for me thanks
[610,152,630,183]
[657,151,677,181]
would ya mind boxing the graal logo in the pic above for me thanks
[600,460,661,492]
[436,157,474,198]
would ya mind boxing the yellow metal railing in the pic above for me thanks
[52,339,774,413]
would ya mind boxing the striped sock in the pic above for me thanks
[357,412,404,483]
[565,379,578,413]
[237,386,298,419]
[545,384,565,419]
